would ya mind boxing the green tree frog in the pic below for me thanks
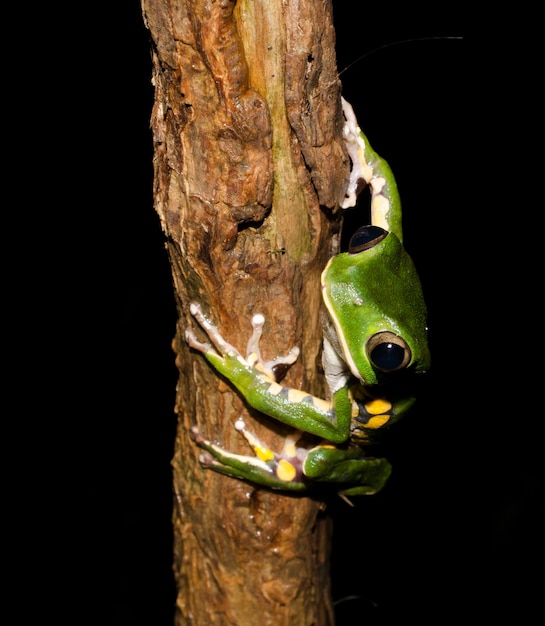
[185,98,430,497]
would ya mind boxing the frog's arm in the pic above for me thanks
[341,97,403,242]
[185,302,353,444]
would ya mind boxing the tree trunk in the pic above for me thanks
[140,1,349,623]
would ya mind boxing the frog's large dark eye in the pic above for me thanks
[348,225,388,254]
[366,331,411,372]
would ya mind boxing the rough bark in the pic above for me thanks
[140,1,350,623]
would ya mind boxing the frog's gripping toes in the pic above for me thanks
[185,302,300,385]
[189,419,308,492]
[184,98,430,497]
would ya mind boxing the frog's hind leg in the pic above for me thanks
[190,420,310,492]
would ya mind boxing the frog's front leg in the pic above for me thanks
[185,303,352,442]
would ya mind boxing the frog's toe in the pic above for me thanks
[197,451,217,468]
[185,328,212,354]
[189,425,207,445]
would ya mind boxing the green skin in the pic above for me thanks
[185,98,431,497]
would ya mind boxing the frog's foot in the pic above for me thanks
[341,97,368,209]
[186,302,299,382]
[189,419,310,491]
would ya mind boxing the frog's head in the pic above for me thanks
[321,225,431,386]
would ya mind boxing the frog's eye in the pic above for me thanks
[348,225,388,254]
[366,331,412,372]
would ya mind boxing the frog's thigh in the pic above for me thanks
[304,445,392,487]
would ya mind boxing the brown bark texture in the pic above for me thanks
[141,1,351,623]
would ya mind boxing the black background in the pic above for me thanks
[26,3,542,625]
